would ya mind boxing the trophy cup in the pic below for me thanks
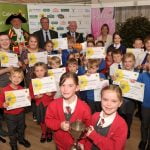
[70,120,86,150]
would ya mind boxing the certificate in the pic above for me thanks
[114,69,139,84]
[48,67,66,82]
[28,51,48,67]
[47,54,62,64]
[52,38,68,50]
[0,52,19,67]
[94,80,109,102]
[32,76,57,95]
[127,48,144,58]
[86,47,106,59]
[78,73,101,91]
[114,79,144,102]
[5,89,31,110]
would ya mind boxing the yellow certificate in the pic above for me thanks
[5,89,31,110]
[28,51,48,67]
[0,52,19,67]
[52,38,68,50]
[114,79,144,102]
[127,48,144,58]
[86,47,106,59]
[48,67,66,82]
[32,76,57,95]
[78,73,101,91]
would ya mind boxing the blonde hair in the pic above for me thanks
[87,59,99,68]
[123,52,135,62]
[48,56,61,66]
[10,68,24,78]
[101,85,123,102]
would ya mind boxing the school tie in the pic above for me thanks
[66,106,71,115]
[97,118,105,128]
[45,31,49,42]
[118,64,122,69]
[140,53,149,73]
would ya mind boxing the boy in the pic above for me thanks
[48,56,61,69]
[0,68,31,150]
[133,38,144,49]
[109,49,123,80]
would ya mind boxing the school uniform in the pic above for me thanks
[107,44,126,54]
[0,84,26,147]
[137,72,150,145]
[85,112,127,150]
[45,97,91,150]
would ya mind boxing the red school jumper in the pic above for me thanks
[0,84,24,114]
[45,98,91,150]
[85,112,128,150]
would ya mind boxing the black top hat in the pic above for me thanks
[5,13,27,25]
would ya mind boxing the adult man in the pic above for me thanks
[62,21,84,43]
[33,17,58,49]
[5,13,29,54]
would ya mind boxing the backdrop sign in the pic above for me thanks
[91,7,115,39]
[27,4,91,37]
[0,3,28,32]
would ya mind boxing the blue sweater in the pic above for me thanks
[137,72,150,108]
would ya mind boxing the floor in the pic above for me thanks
[0,112,141,150]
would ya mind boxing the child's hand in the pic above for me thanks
[86,126,94,136]
[6,66,13,72]
[60,121,70,131]
[58,48,62,54]
[3,102,9,108]
[100,78,104,81]
[130,79,136,83]
[35,94,43,99]
[18,61,23,67]
[46,92,52,96]
[86,72,91,76]
[111,75,116,81]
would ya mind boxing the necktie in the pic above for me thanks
[71,32,75,38]
[45,31,49,42]
[66,106,71,115]
[142,53,149,65]
[118,64,121,69]
[98,118,105,128]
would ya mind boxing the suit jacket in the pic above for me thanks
[33,29,58,49]
[62,31,84,43]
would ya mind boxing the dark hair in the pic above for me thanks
[28,34,39,48]
[0,32,9,37]
[32,62,48,78]
[144,36,150,44]
[101,24,110,34]
[96,40,104,47]
[86,34,94,41]
[87,40,95,46]
[44,40,54,47]
[59,72,78,86]
[67,58,78,66]
[113,32,122,41]
[133,38,143,44]
[112,49,123,56]
[40,17,49,23]
[101,85,123,102]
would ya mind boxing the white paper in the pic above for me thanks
[32,76,57,95]
[28,51,48,67]
[127,48,144,58]
[78,73,101,91]
[86,47,106,59]
[5,89,31,110]
[52,38,68,50]
[0,52,19,67]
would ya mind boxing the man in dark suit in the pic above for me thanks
[62,21,84,43]
[33,17,58,49]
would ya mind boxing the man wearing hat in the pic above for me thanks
[5,13,29,54]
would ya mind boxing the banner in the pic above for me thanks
[27,4,91,37]
[0,3,28,32]
[91,7,115,39]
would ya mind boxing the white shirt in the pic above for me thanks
[63,95,77,114]
[97,111,116,128]
[109,62,123,76]
[13,27,25,42]
[42,30,51,42]
[113,43,121,49]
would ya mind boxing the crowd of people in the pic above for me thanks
[0,13,150,150]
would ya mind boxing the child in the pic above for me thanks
[118,53,137,138]
[86,34,95,42]
[48,55,61,69]
[29,62,55,143]
[133,38,144,49]
[85,85,127,150]
[81,59,105,113]
[137,54,150,150]
[0,68,31,150]
[87,40,95,47]
[95,40,104,47]
[45,72,91,149]
[44,40,58,55]
[107,32,126,54]
[62,36,77,66]
[109,49,123,80]
[67,58,85,75]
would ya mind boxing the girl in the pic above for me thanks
[85,85,127,150]
[45,72,91,150]
[107,32,126,54]
[118,53,137,138]
[87,40,95,47]
[29,62,55,143]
